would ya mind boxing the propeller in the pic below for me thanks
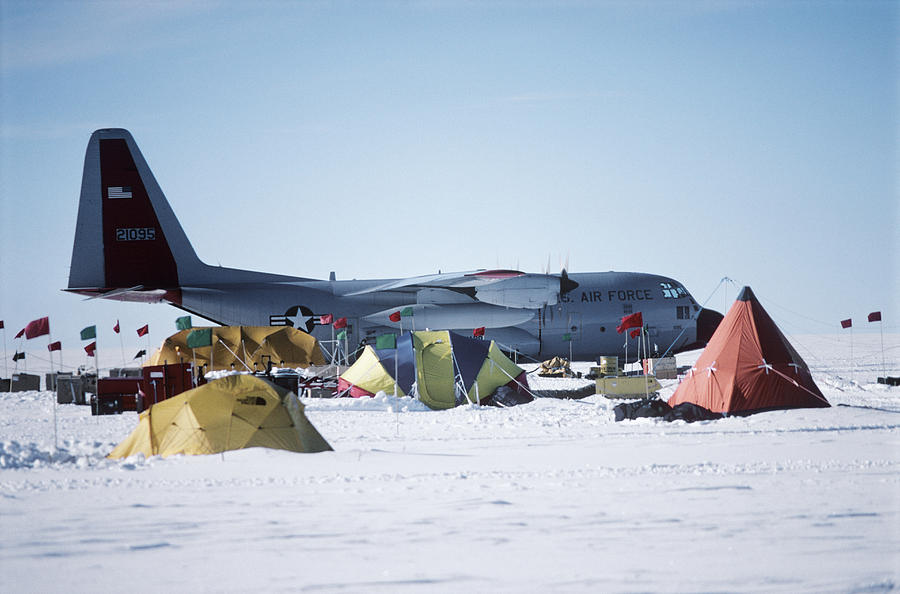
[559,268,578,296]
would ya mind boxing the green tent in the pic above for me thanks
[338,330,530,409]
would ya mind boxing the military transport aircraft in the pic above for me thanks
[65,128,722,361]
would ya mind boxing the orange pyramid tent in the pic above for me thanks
[668,286,829,414]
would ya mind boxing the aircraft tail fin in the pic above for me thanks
[67,128,209,296]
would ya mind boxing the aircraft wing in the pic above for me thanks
[343,269,578,309]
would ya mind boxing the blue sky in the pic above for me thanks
[1,1,896,370]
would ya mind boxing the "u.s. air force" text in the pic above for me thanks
[561,289,655,304]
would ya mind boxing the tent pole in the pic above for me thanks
[449,347,470,405]
[217,340,252,372]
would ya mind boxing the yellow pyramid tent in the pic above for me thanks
[147,326,325,372]
[109,374,332,458]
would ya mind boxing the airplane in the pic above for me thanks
[65,128,722,362]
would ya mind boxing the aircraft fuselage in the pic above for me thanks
[163,271,704,361]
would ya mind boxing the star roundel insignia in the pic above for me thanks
[270,305,315,333]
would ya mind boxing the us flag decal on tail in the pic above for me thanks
[107,186,133,199]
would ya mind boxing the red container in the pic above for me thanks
[94,377,143,414]
[140,363,194,410]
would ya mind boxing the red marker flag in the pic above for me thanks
[137,324,149,337]
[868,311,882,323]
[15,328,25,339]
[629,328,641,338]
[319,314,333,325]
[473,326,485,337]
[616,312,643,334]
[389,311,402,323]
[333,317,348,329]
[24,317,50,339]
[113,320,120,334]
[84,341,97,357]
[0,320,4,329]
[48,341,62,352]
[840,319,852,329]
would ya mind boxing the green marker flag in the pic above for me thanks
[375,333,397,350]
[80,325,96,340]
[336,329,347,341]
[562,333,572,342]
[175,315,192,331]
[400,306,414,317]
[186,328,213,348]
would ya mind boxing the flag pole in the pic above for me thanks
[331,325,336,365]
[3,325,7,380]
[643,325,649,376]
[850,325,854,384]
[643,327,650,400]
[47,334,54,377]
[343,331,349,366]
[118,323,126,368]
[880,317,885,379]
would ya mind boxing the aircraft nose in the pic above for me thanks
[696,308,724,344]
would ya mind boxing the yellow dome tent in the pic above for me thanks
[109,374,332,458]
[147,326,325,372]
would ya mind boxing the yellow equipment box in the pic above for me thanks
[596,375,662,399]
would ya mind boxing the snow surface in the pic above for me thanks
[1,335,898,593]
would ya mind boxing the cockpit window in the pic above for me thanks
[660,282,687,299]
